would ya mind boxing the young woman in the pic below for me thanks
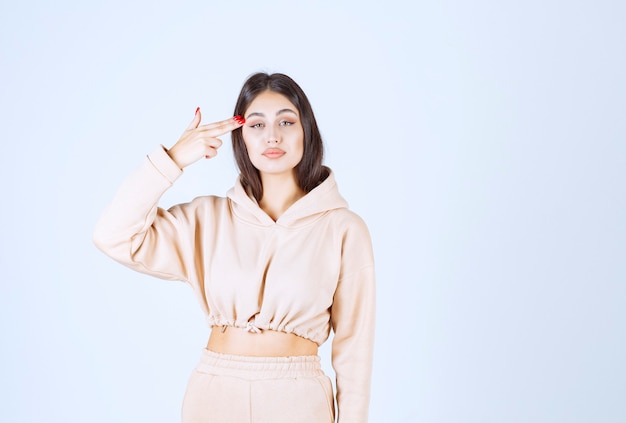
[93,72,375,422]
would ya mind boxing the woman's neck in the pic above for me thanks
[259,172,305,221]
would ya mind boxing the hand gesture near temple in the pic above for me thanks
[167,108,245,169]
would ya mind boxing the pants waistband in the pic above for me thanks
[196,349,324,380]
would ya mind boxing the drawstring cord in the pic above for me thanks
[246,321,262,333]
[219,319,262,334]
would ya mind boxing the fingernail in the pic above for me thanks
[233,115,245,124]
[195,107,200,114]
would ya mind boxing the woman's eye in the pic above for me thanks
[279,120,295,126]
[250,123,264,128]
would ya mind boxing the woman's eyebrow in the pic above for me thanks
[246,109,298,119]
[276,108,297,116]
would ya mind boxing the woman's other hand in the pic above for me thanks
[167,108,245,169]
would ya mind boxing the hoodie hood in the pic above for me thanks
[226,168,349,228]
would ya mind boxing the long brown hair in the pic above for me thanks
[232,72,328,202]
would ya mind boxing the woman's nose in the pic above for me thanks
[266,130,280,144]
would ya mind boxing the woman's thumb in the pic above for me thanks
[186,107,201,130]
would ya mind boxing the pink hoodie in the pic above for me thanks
[93,145,375,422]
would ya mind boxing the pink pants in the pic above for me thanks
[181,349,335,422]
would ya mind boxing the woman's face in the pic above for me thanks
[242,90,304,178]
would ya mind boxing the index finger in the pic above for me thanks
[196,116,245,136]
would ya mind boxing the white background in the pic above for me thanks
[1,1,624,422]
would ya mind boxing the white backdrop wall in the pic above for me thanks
[1,1,624,422]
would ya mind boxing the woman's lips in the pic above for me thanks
[262,148,286,158]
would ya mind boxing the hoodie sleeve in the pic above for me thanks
[93,145,196,282]
[330,214,376,423]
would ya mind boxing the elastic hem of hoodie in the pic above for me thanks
[206,316,327,346]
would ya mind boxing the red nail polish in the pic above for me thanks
[195,107,200,114]
[233,115,245,124]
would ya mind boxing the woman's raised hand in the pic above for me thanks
[167,108,245,169]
